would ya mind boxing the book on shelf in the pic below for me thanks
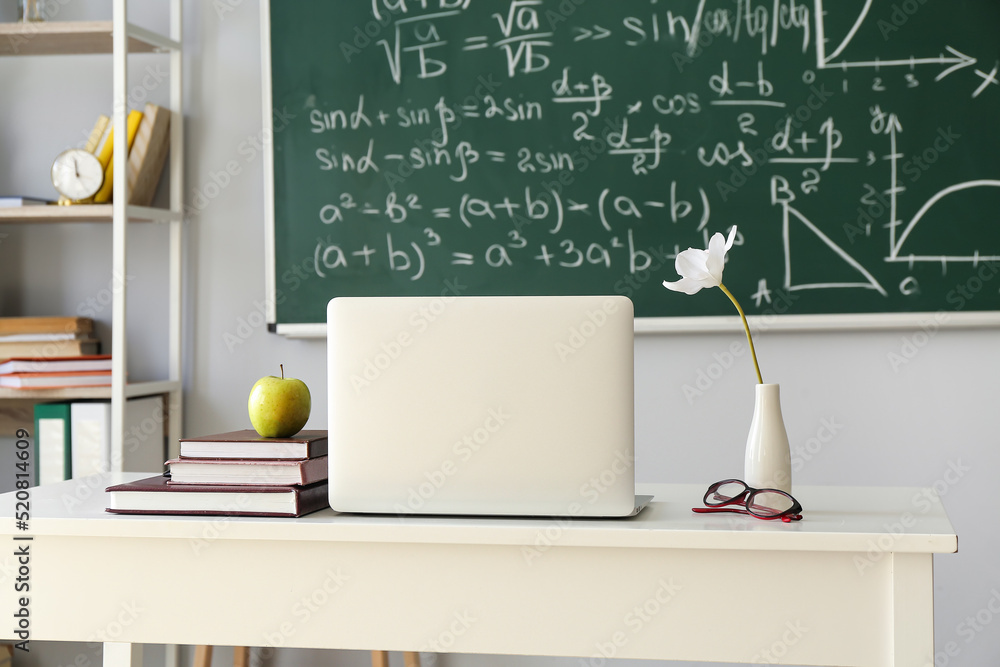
[165,455,328,486]
[84,114,111,154]
[127,103,171,207]
[0,370,111,389]
[0,331,93,343]
[0,354,111,375]
[179,429,328,460]
[71,396,165,478]
[0,196,52,207]
[0,338,100,362]
[34,402,72,485]
[93,108,143,204]
[105,475,330,517]
[0,316,94,335]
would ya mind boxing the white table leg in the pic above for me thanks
[891,552,935,667]
[104,642,142,667]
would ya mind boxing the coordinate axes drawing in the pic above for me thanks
[779,0,998,296]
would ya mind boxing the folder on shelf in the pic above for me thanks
[34,402,72,485]
[71,396,165,478]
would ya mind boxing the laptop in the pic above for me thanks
[326,295,645,517]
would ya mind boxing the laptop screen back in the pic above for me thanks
[326,295,635,517]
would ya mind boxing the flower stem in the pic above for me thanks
[718,283,763,384]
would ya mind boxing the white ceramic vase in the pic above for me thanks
[744,383,792,494]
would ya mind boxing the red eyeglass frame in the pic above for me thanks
[692,479,803,522]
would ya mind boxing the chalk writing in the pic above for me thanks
[269,0,1000,323]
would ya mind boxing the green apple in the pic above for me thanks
[248,365,311,438]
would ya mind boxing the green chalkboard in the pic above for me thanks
[264,0,1000,331]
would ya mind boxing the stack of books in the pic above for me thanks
[0,316,100,364]
[106,429,330,518]
[0,354,112,389]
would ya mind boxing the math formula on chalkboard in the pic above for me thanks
[264,0,1000,329]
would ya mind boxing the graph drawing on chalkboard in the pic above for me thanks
[261,0,1000,336]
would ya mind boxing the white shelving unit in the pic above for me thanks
[0,0,184,465]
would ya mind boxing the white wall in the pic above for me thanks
[2,1,999,666]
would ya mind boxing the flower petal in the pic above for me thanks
[674,248,714,285]
[663,229,739,296]
[703,231,729,285]
[662,277,707,295]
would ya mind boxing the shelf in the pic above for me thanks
[0,21,179,56]
[0,204,182,224]
[1,1,185,467]
[123,379,181,398]
[0,379,180,401]
[0,386,114,400]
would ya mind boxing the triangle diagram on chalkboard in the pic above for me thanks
[782,203,887,296]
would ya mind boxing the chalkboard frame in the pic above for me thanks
[259,0,1000,338]
[262,0,277,332]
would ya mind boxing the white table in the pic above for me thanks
[1,475,956,667]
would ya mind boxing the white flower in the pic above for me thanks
[662,225,763,384]
[662,226,737,295]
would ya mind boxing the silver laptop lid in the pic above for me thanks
[327,295,635,517]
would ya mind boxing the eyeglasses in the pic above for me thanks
[692,479,803,522]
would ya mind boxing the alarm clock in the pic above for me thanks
[51,148,104,201]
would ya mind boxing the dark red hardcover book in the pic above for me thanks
[105,475,329,517]
[178,429,328,460]
[165,455,328,486]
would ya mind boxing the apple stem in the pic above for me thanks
[280,364,284,380]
